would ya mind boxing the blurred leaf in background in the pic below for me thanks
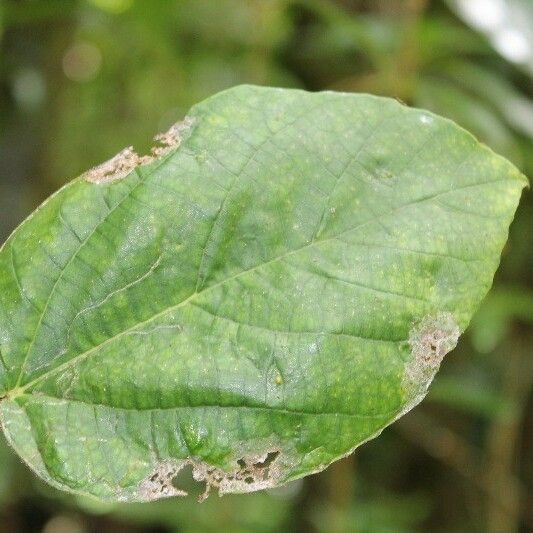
[0,0,531,532]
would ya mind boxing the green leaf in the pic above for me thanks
[0,85,526,501]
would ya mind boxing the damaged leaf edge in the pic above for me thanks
[0,400,294,503]
[278,312,463,485]
[136,448,284,503]
[0,314,462,503]
[84,117,195,184]
[0,116,196,271]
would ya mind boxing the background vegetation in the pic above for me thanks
[0,0,531,531]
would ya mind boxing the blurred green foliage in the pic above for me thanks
[0,1,531,532]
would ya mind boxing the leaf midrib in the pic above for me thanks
[9,176,508,398]
[14,391,399,419]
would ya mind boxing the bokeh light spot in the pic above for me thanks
[11,67,46,110]
[62,42,102,83]
[492,27,531,64]
[42,515,85,533]
[88,0,133,14]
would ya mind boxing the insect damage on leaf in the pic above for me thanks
[392,313,461,422]
[136,449,282,503]
[84,147,142,184]
[137,459,188,500]
[85,117,194,184]
[404,312,460,390]
[151,117,194,158]
[192,449,282,502]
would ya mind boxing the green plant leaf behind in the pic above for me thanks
[0,85,526,502]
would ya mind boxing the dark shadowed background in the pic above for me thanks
[0,1,532,532]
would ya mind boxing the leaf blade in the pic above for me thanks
[0,85,526,500]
